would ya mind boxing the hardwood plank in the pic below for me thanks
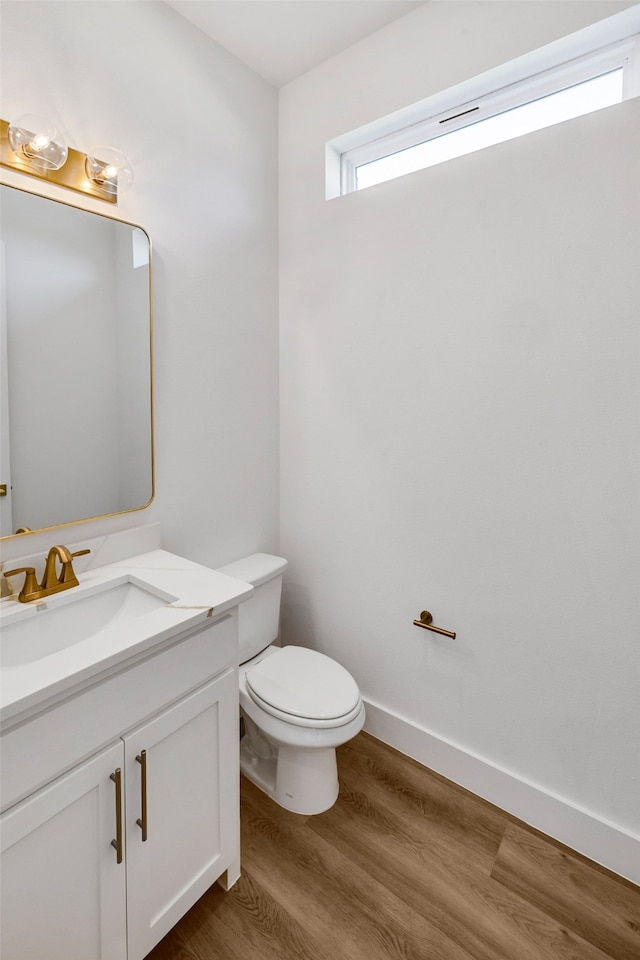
[147,869,325,960]
[241,775,476,960]
[338,733,505,874]
[311,760,614,960]
[145,938,197,960]
[491,822,640,960]
[477,873,622,960]
[146,731,640,960]
[145,884,231,960]
[200,869,326,960]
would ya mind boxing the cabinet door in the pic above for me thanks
[0,741,127,960]
[124,669,239,960]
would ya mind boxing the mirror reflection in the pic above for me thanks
[0,184,153,538]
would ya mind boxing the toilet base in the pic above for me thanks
[240,735,339,815]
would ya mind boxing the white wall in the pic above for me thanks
[1,0,638,885]
[0,0,280,568]
[279,1,640,881]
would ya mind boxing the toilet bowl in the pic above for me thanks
[217,554,365,815]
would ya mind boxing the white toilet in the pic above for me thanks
[217,553,365,815]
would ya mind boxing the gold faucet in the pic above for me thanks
[3,545,91,603]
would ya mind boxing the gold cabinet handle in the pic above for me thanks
[413,610,457,640]
[110,768,123,864]
[136,750,148,841]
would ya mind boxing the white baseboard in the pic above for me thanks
[362,697,640,887]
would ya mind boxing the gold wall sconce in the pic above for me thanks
[85,146,133,199]
[0,115,133,204]
[7,114,68,171]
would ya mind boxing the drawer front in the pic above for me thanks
[1,614,237,812]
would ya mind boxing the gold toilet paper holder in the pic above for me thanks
[413,610,456,640]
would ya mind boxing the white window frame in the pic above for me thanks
[339,35,640,195]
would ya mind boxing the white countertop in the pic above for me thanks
[0,549,252,725]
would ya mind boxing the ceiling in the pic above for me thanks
[164,1,427,87]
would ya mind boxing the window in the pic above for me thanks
[354,68,623,191]
[335,34,640,196]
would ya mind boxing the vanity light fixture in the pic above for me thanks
[7,114,68,170]
[0,116,133,204]
[86,146,133,197]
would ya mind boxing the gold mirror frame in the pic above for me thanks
[0,182,154,540]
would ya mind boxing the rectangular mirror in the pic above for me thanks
[0,183,154,538]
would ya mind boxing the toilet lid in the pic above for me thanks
[246,646,361,723]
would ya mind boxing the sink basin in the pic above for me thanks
[0,547,254,726]
[0,579,169,669]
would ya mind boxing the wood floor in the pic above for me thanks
[146,732,640,960]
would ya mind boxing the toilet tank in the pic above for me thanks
[216,553,288,664]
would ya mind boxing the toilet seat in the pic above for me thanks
[246,646,362,729]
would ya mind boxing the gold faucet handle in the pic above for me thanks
[60,548,91,584]
[3,567,40,602]
[3,565,36,580]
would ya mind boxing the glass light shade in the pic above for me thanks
[7,114,68,170]
[85,146,133,197]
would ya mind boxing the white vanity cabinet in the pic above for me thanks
[124,669,238,959]
[0,741,128,960]
[0,612,240,960]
